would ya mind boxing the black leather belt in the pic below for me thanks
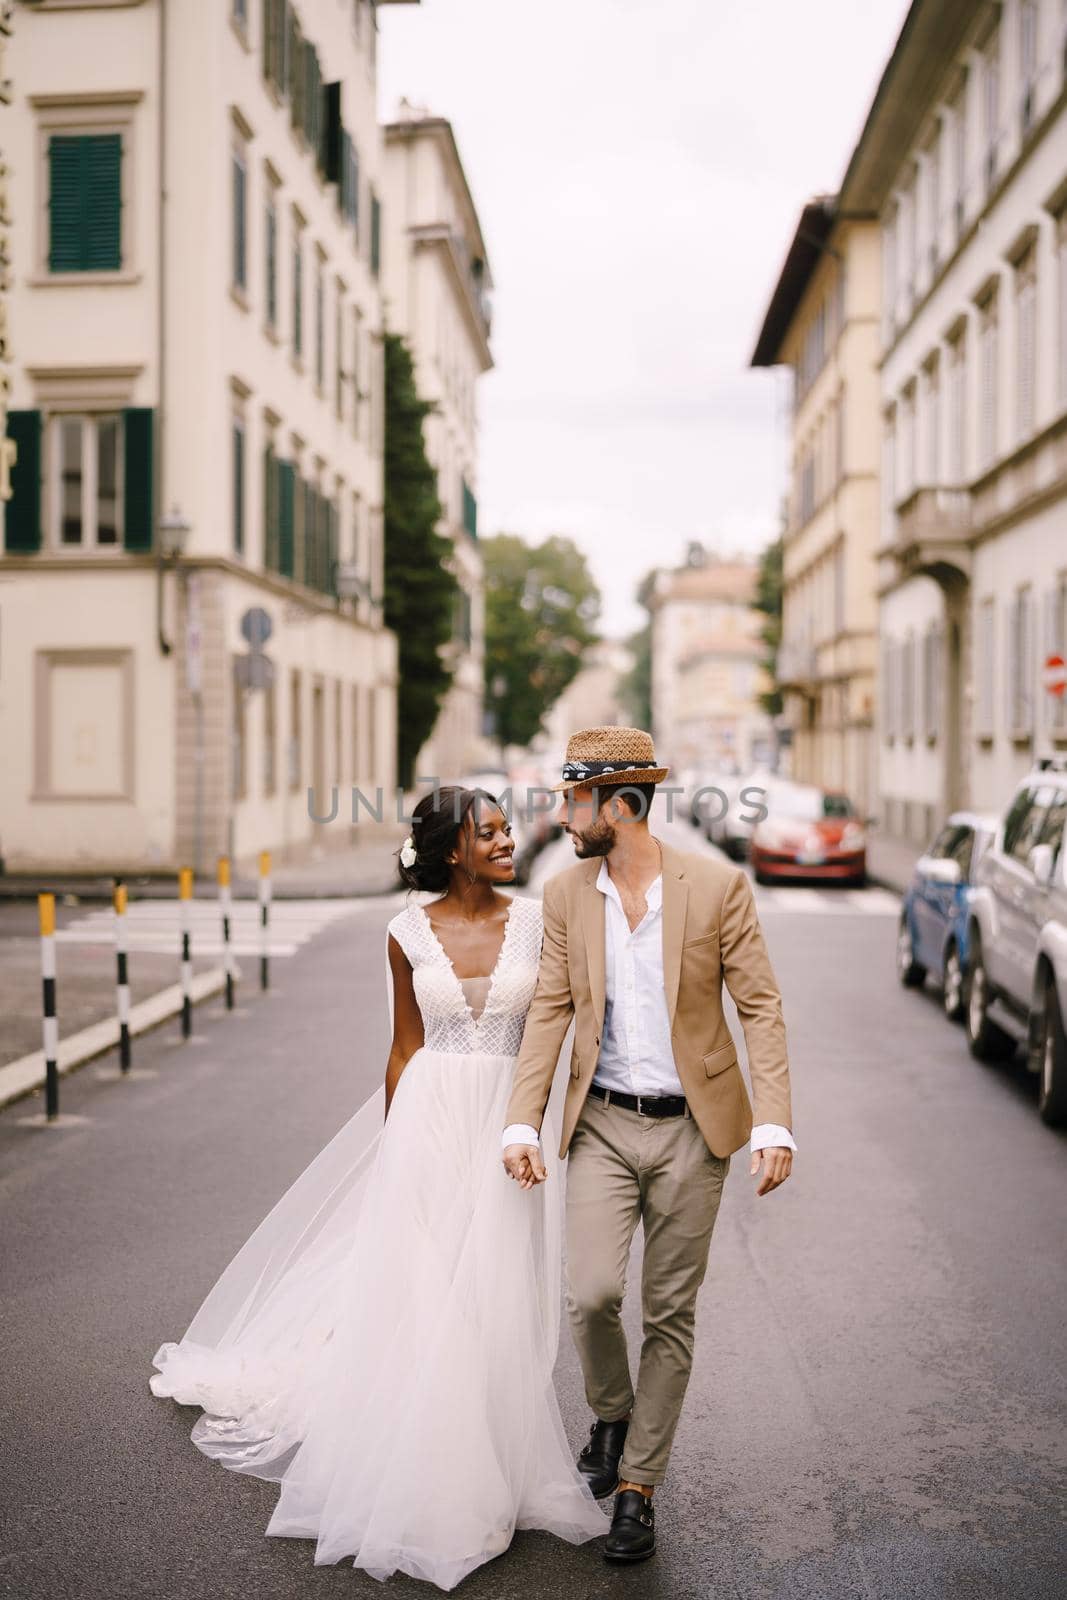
[587,1081,689,1118]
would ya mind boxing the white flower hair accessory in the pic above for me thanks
[399,835,417,869]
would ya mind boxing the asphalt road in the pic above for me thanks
[2,822,1065,1600]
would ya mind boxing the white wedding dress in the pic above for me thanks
[149,892,606,1590]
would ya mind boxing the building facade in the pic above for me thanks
[382,103,493,783]
[1,0,415,876]
[648,546,774,773]
[751,199,882,818]
[840,0,1067,841]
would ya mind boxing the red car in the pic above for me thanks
[749,783,867,887]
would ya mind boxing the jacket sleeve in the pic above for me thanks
[504,875,576,1135]
[719,867,793,1131]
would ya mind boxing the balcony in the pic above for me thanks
[776,640,818,689]
[893,486,972,582]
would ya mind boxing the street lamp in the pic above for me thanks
[156,504,190,656]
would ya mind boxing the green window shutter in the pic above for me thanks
[370,192,381,277]
[304,483,317,588]
[122,407,154,551]
[4,410,43,552]
[326,498,338,594]
[278,460,295,578]
[263,444,278,571]
[49,134,122,273]
[232,421,244,556]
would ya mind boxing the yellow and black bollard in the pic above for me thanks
[258,850,271,991]
[179,867,193,1038]
[218,856,236,1009]
[38,892,59,1120]
[114,880,131,1071]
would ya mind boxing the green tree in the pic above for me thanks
[483,534,601,750]
[753,531,784,719]
[383,333,459,788]
[619,568,656,729]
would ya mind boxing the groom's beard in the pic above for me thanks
[570,819,617,857]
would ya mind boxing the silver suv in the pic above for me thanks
[964,758,1067,1126]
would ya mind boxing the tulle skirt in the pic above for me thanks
[149,1045,606,1589]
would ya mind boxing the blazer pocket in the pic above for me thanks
[570,1051,582,1080]
[683,931,718,949]
[703,1041,738,1078]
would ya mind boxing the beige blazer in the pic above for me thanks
[506,839,792,1159]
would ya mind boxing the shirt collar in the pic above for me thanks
[595,856,663,909]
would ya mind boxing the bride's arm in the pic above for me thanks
[385,934,424,1118]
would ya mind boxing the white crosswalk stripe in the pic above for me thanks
[753,885,901,916]
[54,895,405,959]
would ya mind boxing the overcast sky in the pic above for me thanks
[378,0,910,639]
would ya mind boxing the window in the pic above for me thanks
[265,183,279,331]
[232,414,245,556]
[366,682,377,780]
[233,0,247,22]
[292,219,304,360]
[978,288,999,469]
[1020,0,1038,135]
[264,675,277,795]
[1015,245,1037,441]
[315,251,325,392]
[351,307,362,436]
[922,622,942,739]
[232,656,247,801]
[289,669,302,792]
[335,280,345,418]
[1038,789,1067,863]
[884,204,898,336]
[350,683,360,783]
[1008,784,1053,864]
[48,413,122,548]
[1059,210,1067,405]
[927,121,942,274]
[901,631,916,740]
[370,190,381,277]
[263,0,289,93]
[232,144,247,294]
[947,326,967,483]
[1007,586,1034,736]
[951,76,968,239]
[977,597,996,736]
[900,381,917,500]
[923,356,940,486]
[983,28,1001,194]
[47,132,122,274]
[263,433,279,571]
[1003,785,1040,857]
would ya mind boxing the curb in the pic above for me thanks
[0,966,228,1113]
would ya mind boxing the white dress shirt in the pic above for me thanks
[503,860,797,1157]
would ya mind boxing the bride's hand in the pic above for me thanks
[503,1144,547,1189]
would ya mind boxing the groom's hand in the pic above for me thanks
[750,1146,792,1195]
[503,1144,547,1189]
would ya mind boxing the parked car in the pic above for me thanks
[697,766,770,860]
[749,781,868,886]
[963,758,1067,1125]
[896,812,998,1020]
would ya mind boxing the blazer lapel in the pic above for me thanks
[659,840,689,1029]
[581,870,606,1030]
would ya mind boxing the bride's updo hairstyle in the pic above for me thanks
[397,785,500,893]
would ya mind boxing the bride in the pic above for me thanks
[149,785,606,1589]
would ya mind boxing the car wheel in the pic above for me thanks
[942,941,964,1022]
[896,914,926,988]
[1036,978,1067,1127]
[964,935,1014,1061]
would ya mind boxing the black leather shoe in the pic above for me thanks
[604,1489,656,1563]
[577,1416,629,1498]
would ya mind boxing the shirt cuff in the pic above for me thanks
[502,1123,542,1151]
[750,1122,797,1153]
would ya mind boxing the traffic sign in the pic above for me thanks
[1043,654,1066,698]
[240,606,273,648]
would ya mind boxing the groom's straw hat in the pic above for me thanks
[550,726,671,795]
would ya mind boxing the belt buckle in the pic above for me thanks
[636,1094,649,1117]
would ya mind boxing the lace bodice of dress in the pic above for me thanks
[386,895,544,1057]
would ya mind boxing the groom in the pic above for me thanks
[502,727,795,1564]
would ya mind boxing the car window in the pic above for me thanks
[946,827,975,878]
[1008,784,1054,866]
[822,793,853,818]
[1037,789,1067,861]
[1002,786,1038,858]
[928,824,958,858]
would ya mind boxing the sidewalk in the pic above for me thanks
[0,831,406,904]
[866,831,921,896]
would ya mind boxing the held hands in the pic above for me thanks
[750,1145,792,1196]
[503,1143,547,1190]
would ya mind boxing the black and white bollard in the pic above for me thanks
[179,867,193,1038]
[258,850,271,992]
[114,880,131,1071]
[218,856,236,1009]
[38,892,59,1120]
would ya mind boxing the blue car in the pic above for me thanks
[896,812,998,1021]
